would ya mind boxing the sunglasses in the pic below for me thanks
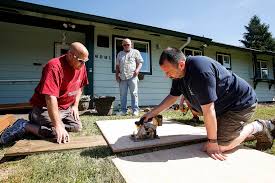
[73,55,88,64]
[122,44,130,46]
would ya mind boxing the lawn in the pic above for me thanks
[0,104,275,183]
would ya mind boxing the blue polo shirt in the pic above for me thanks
[170,56,257,116]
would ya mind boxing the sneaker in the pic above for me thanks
[254,119,274,150]
[116,111,127,116]
[0,119,27,145]
[133,111,139,116]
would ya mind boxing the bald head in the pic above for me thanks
[66,42,89,70]
[69,42,89,59]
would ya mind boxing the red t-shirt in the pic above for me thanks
[30,55,89,110]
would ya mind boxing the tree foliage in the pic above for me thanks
[240,15,275,51]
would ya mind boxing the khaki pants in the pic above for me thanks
[217,103,257,145]
[29,107,81,138]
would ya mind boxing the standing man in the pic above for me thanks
[116,38,143,116]
[1,42,89,144]
[143,47,275,160]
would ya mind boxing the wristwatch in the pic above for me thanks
[207,139,218,143]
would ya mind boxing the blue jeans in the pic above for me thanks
[119,76,139,113]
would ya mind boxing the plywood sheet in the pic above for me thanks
[96,119,206,152]
[113,143,275,183]
[4,135,107,157]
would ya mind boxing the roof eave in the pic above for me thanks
[0,1,211,42]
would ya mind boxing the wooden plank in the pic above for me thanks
[4,135,107,157]
[0,114,16,133]
[113,143,275,183]
[0,103,32,111]
[96,119,207,153]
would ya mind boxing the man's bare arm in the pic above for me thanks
[45,95,69,144]
[144,94,179,120]
[201,102,226,161]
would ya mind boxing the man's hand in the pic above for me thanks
[142,111,158,122]
[133,70,139,77]
[71,105,82,130]
[116,75,121,83]
[203,142,226,161]
[54,124,70,144]
[71,105,80,121]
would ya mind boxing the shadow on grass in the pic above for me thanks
[169,118,204,127]
[80,146,113,158]
[0,155,27,164]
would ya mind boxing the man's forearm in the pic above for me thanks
[201,102,218,140]
[151,94,179,115]
[73,88,83,107]
[116,65,120,77]
[45,95,62,127]
[135,63,142,72]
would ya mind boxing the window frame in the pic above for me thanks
[256,59,269,79]
[216,52,231,70]
[183,47,203,56]
[54,42,70,57]
[112,35,152,75]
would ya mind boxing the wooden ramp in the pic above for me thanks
[96,119,207,153]
[0,114,16,134]
[113,143,275,183]
[4,135,107,157]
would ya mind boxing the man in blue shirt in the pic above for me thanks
[143,47,275,161]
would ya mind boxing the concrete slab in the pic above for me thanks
[96,119,206,152]
[113,143,275,183]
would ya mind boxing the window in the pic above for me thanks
[183,48,202,56]
[216,53,231,69]
[256,60,268,79]
[112,36,151,74]
[97,35,109,48]
[54,42,69,57]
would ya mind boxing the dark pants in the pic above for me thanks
[29,107,81,138]
[217,103,257,145]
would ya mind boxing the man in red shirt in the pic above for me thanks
[0,42,89,144]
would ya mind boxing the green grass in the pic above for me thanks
[0,105,275,183]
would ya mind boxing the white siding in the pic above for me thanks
[93,25,174,107]
[1,19,274,106]
[0,22,85,104]
[205,46,275,102]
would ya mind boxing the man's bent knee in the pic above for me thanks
[65,123,82,132]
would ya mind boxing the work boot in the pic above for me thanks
[254,120,274,150]
[270,118,275,138]
[0,119,27,145]
[191,116,200,123]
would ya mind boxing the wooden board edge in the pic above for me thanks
[96,121,116,153]
[111,137,207,153]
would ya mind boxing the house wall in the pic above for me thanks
[93,24,179,107]
[0,21,85,104]
[1,19,274,107]
[254,54,275,101]
[205,45,275,102]
[93,24,207,107]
